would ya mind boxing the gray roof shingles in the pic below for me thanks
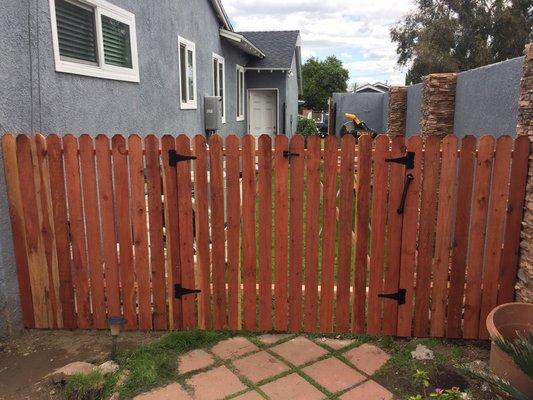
[239,30,300,69]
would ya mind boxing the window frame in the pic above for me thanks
[178,36,197,110]
[213,53,226,124]
[49,0,139,82]
[236,65,245,122]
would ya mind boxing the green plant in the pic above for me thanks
[62,371,106,400]
[408,369,468,400]
[494,331,533,377]
[296,117,319,137]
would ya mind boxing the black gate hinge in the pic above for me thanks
[174,284,201,299]
[385,152,415,170]
[168,149,197,166]
[283,150,300,159]
[378,288,406,305]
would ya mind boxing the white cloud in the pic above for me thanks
[222,0,415,85]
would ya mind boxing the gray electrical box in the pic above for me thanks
[205,96,222,132]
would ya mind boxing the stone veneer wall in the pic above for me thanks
[387,86,408,136]
[420,73,458,136]
[517,43,533,303]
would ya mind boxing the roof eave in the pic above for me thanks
[210,0,233,31]
[220,29,265,58]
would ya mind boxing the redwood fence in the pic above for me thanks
[2,133,529,339]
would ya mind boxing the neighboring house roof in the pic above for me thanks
[239,31,301,69]
[354,83,390,93]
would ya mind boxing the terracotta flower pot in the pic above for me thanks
[486,302,533,397]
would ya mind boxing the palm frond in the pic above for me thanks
[493,331,533,378]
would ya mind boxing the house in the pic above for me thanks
[0,0,302,137]
[354,82,390,93]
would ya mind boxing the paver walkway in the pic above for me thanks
[134,335,393,400]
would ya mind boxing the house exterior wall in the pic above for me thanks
[284,53,299,137]
[1,0,252,137]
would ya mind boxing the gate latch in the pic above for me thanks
[174,284,201,299]
[385,152,415,170]
[378,288,406,305]
[283,150,300,159]
[169,149,197,166]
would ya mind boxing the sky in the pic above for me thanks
[222,0,417,87]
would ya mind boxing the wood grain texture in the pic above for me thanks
[225,135,242,330]
[274,134,289,331]
[430,135,459,337]
[258,135,273,331]
[336,135,356,333]
[319,136,338,332]
[303,135,321,332]
[446,136,476,338]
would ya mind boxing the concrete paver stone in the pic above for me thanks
[210,337,259,360]
[339,380,393,400]
[260,373,324,400]
[270,336,328,366]
[343,344,390,375]
[302,357,366,393]
[233,350,289,383]
[186,365,247,400]
[133,383,191,400]
[178,349,214,374]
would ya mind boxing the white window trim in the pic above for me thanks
[49,0,140,82]
[236,65,245,122]
[213,53,226,124]
[178,36,197,110]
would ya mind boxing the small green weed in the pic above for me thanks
[62,371,106,400]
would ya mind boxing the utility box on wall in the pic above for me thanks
[205,96,222,132]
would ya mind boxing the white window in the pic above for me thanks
[236,65,245,121]
[178,37,197,109]
[49,0,139,82]
[213,53,226,123]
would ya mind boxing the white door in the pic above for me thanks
[249,90,277,136]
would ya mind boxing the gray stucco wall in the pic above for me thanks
[453,56,523,137]
[332,92,387,135]
[284,54,299,137]
[406,83,422,136]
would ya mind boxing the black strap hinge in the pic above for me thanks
[169,149,197,166]
[174,284,201,299]
[385,152,415,170]
[283,150,300,158]
[378,288,406,305]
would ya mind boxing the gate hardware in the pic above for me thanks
[385,152,415,170]
[283,150,300,158]
[378,288,406,305]
[397,174,414,214]
[168,149,197,166]
[174,284,201,299]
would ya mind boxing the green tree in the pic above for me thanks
[302,56,349,111]
[391,0,533,84]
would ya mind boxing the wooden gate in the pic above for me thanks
[2,133,529,339]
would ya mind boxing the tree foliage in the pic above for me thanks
[391,0,533,84]
[302,56,349,111]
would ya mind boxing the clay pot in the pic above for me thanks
[486,302,533,397]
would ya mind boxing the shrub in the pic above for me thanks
[297,117,319,137]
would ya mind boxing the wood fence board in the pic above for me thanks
[112,135,137,330]
[303,135,321,332]
[498,136,530,304]
[144,135,167,330]
[274,134,289,331]
[397,136,423,337]
[382,135,406,335]
[192,135,211,330]
[288,135,305,332]
[175,135,197,329]
[209,135,227,329]
[46,134,76,328]
[478,136,513,339]
[95,135,121,318]
[225,135,242,330]
[258,135,273,331]
[352,134,372,333]
[413,136,441,337]
[161,135,182,329]
[63,135,91,329]
[430,135,459,337]
[241,135,257,330]
[336,135,356,333]
[367,135,390,335]
[463,136,495,339]
[79,134,106,329]
[2,134,35,328]
[319,136,338,332]
[128,135,152,330]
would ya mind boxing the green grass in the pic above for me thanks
[62,371,107,400]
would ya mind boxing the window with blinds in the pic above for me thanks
[178,37,197,109]
[50,0,139,82]
[213,54,226,123]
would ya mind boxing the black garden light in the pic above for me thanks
[107,316,126,361]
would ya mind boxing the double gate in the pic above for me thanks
[2,133,529,339]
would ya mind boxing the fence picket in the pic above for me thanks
[274,135,289,331]
[319,136,338,332]
[289,135,305,332]
[258,135,273,331]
